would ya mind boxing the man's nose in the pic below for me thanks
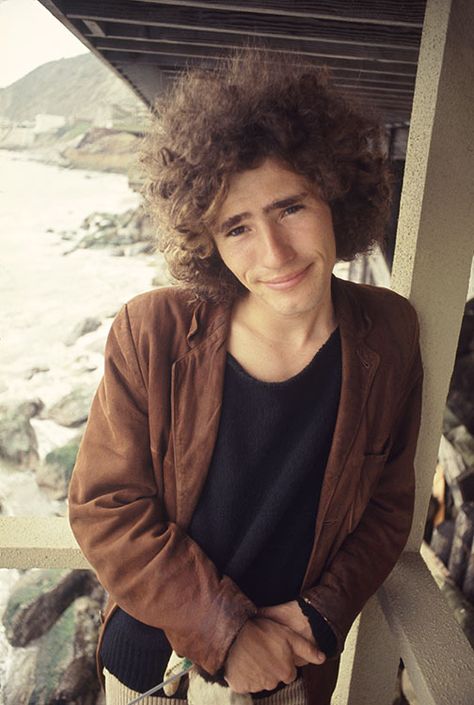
[259,222,295,268]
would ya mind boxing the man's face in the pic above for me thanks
[213,157,337,319]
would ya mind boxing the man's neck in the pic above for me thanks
[227,292,338,383]
[232,292,337,352]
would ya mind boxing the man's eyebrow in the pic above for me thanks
[263,192,309,214]
[218,192,308,234]
[219,211,252,234]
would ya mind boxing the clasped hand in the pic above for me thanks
[224,601,326,694]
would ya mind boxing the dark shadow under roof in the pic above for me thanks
[39,0,427,124]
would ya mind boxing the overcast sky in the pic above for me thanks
[0,0,89,88]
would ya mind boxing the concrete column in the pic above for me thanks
[336,1,474,702]
[391,0,474,551]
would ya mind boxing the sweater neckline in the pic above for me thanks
[226,326,340,388]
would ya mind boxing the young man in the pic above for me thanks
[68,51,423,705]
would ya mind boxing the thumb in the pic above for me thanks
[288,630,326,666]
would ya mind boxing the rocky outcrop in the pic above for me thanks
[65,317,102,347]
[3,569,105,705]
[36,439,81,500]
[47,387,95,428]
[63,207,155,256]
[0,399,43,469]
[3,570,98,647]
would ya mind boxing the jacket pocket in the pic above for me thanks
[348,451,389,532]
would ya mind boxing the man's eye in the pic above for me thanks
[283,204,304,216]
[227,225,246,237]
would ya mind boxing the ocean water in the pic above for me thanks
[0,150,163,697]
[0,150,158,516]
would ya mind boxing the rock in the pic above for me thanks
[23,366,50,381]
[18,397,45,419]
[447,425,474,468]
[3,570,105,705]
[65,317,102,346]
[70,207,155,255]
[3,569,98,647]
[36,440,81,500]
[124,241,155,257]
[47,387,95,427]
[0,401,40,469]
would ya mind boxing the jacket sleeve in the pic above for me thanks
[301,318,423,654]
[68,304,256,675]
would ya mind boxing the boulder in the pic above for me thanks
[0,401,41,469]
[36,440,81,500]
[65,317,102,346]
[47,387,95,427]
[3,569,98,647]
[3,570,105,705]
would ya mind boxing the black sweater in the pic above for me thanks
[101,328,341,695]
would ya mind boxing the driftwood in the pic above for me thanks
[448,503,474,588]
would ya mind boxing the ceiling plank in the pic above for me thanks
[82,19,106,36]
[63,1,422,49]
[100,49,418,78]
[91,21,420,63]
[127,0,426,28]
[89,34,419,66]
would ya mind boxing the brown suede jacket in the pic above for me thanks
[68,275,423,704]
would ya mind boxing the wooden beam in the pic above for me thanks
[89,34,419,66]
[94,42,415,88]
[82,19,106,36]
[63,0,422,49]
[128,0,426,28]
[101,49,417,78]
[91,22,420,64]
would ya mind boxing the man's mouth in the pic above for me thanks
[261,265,311,290]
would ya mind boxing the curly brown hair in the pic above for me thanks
[141,49,392,302]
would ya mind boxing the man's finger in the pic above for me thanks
[289,631,326,665]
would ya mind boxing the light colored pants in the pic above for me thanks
[103,668,308,705]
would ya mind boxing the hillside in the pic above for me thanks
[0,52,144,124]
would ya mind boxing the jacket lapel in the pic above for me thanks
[171,311,229,526]
[302,277,380,587]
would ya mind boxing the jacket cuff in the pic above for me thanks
[297,597,338,658]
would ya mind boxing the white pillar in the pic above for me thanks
[337,1,474,702]
[391,0,474,551]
